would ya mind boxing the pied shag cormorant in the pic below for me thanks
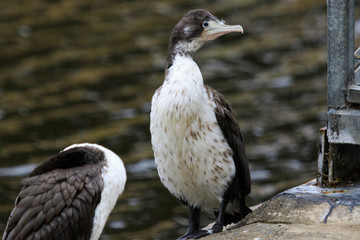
[2,143,126,240]
[150,9,251,239]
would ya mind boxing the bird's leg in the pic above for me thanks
[210,196,229,233]
[178,206,209,240]
[188,206,201,233]
[239,192,252,218]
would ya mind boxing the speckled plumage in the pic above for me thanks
[2,143,126,240]
[150,9,250,239]
[151,55,236,210]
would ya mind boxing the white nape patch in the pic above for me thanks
[150,55,235,211]
[64,143,127,240]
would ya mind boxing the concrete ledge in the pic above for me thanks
[204,222,360,240]
[202,179,360,240]
[246,179,360,225]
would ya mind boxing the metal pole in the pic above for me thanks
[327,0,354,108]
[319,0,360,186]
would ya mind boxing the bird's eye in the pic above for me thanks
[202,21,209,28]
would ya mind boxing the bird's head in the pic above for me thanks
[168,9,243,56]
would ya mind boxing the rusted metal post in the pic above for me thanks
[318,0,360,186]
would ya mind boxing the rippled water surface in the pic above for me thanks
[0,0,328,239]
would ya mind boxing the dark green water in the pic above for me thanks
[0,0,327,239]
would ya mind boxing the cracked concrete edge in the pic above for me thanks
[202,179,360,239]
[242,179,360,225]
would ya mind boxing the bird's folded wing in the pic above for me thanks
[3,165,104,240]
[205,85,251,195]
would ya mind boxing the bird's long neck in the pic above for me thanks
[166,40,204,70]
[160,53,206,127]
[165,53,204,87]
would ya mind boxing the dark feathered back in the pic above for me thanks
[30,147,104,177]
[2,147,106,240]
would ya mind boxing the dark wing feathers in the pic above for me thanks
[205,85,251,197]
[29,147,104,178]
[3,165,104,240]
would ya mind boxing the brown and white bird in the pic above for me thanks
[2,143,126,240]
[150,9,251,239]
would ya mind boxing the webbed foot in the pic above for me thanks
[210,222,223,233]
[177,229,210,240]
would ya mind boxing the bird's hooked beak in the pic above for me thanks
[201,20,243,41]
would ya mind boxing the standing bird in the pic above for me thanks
[150,9,251,239]
[2,143,127,240]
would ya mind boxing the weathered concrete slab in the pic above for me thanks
[246,179,360,225]
[202,179,360,240]
[204,222,360,240]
